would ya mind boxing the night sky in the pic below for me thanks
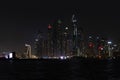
[0,1,120,53]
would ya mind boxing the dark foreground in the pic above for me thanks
[0,58,120,80]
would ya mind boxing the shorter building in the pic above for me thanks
[0,52,16,59]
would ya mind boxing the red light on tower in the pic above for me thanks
[48,24,52,29]
[89,42,94,48]
[98,45,103,51]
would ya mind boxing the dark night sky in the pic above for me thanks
[0,1,120,53]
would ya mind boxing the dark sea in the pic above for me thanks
[0,58,120,80]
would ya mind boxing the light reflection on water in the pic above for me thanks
[0,58,120,80]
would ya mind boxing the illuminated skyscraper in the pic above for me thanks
[72,14,78,56]
[34,14,86,58]
[52,19,64,57]
[71,14,85,57]
[47,24,53,57]
[63,26,71,56]
[34,31,44,58]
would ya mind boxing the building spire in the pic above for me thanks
[72,14,77,23]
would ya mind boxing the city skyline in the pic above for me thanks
[0,2,120,53]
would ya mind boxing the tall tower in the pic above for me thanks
[25,44,31,58]
[71,14,85,56]
[52,19,64,57]
[72,14,78,56]
[58,20,64,56]
[47,24,53,57]
[63,26,69,56]
[34,31,44,58]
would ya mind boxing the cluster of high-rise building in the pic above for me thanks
[34,14,120,59]
[34,14,85,58]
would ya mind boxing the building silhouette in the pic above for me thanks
[34,31,44,58]
[34,14,89,58]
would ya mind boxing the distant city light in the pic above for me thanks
[72,14,77,23]
[35,39,39,41]
[101,48,103,50]
[89,42,94,48]
[58,20,62,24]
[60,56,64,59]
[89,36,92,39]
[5,55,8,59]
[48,24,52,29]
[9,53,13,58]
[25,44,30,47]
[98,46,103,51]
[108,41,112,44]
[96,37,99,39]
[60,56,67,59]
[65,27,68,30]
[113,44,117,47]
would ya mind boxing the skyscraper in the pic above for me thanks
[34,31,44,58]
[71,14,85,57]
[47,24,53,57]
[52,19,64,56]
[72,14,78,56]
